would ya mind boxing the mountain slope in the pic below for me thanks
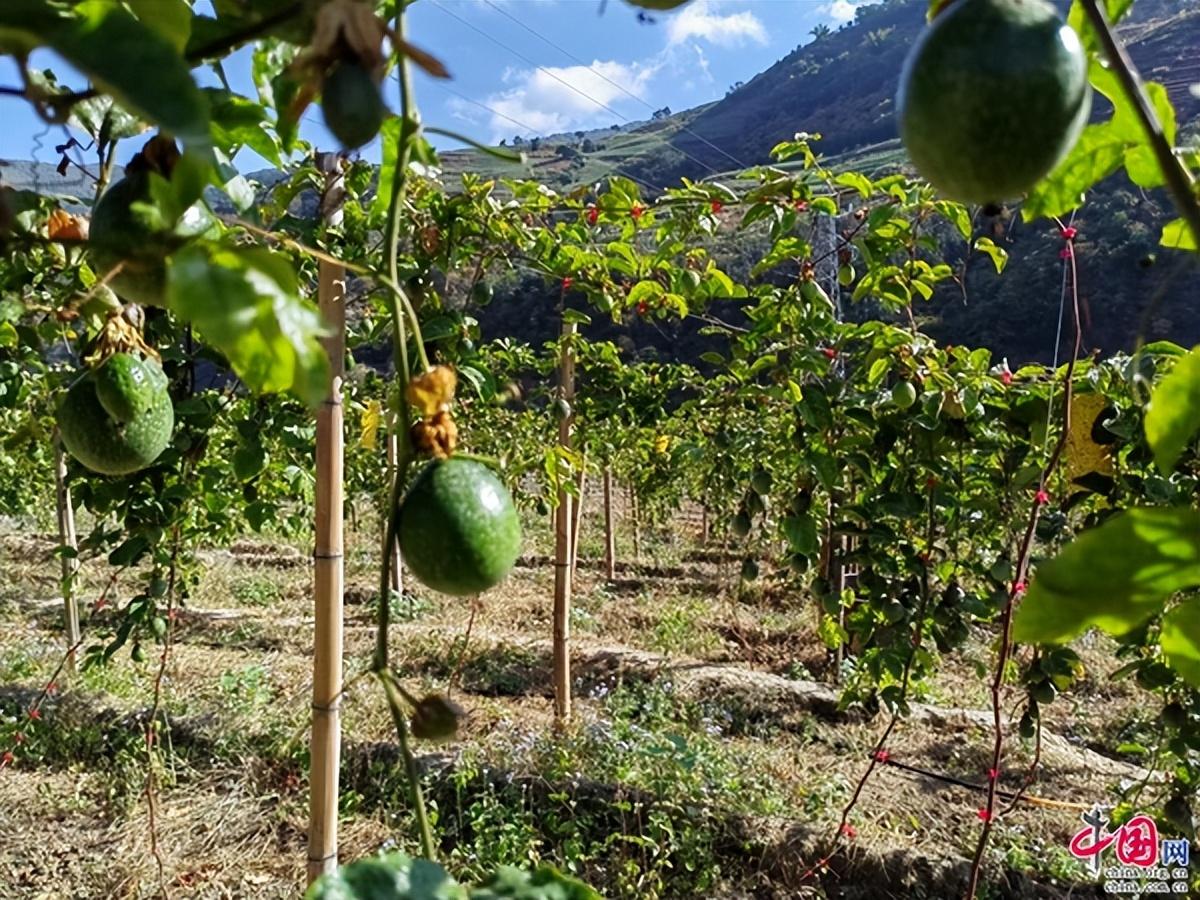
[632,0,1200,186]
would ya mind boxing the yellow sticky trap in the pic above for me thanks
[360,399,382,451]
[406,365,457,419]
[1065,393,1115,482]
[653,434,670,455]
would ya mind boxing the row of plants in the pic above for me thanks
[0,0,1196,895]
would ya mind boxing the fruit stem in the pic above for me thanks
[1080,0,1200,247]
[378,669,437,861]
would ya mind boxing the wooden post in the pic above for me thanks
[53,435,80,673]
[602,465,616,582]
[307,152,346,886]
[552,319,577,723]
[569,457,587,582]
[700,505,709,546]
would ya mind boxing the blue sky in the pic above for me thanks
[0,0,881,171]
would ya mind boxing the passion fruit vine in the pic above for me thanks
[897,0,1091,203]
[397,457,522,596]
[58,353,174,476]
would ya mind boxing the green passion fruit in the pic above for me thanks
[89,170,173,307]
[398,458,522,596]
[890,380,918,410]
[897,0,1091,203]
[322,60,387,149]
[94,352,166,424]
[59,356,173,476]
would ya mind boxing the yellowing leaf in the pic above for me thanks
[406,365,456,418]
[1064,393,1114,482]
[360,399,382,451]
[1160,217,1199,252]
[1145,346,1200,473]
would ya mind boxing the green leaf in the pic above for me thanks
[372,116,404,224]
[4,1,210,147]
[126,0,192,52]
[109,535,151,567]
[782,514,819,556]
[1013,508,1200,645]
[207,89,283,167]
[935,200,972,240]
[1121,82,1176,188]
[168,245,330,407]
[470,865,601,899]
[561,308,592,326]
[818,614,848,651]
[833,171,872,198]
[233,441,268,482]
[305,853,467,900]
[1068,0,1136,53]
[1144,346,1200,474]
[627,281,664,306]
[1024,64,1176,219]
[969,237,1008,273]
[1162,599,1200,689]
[1160,217,1199,252]
[1022,121,1124,220]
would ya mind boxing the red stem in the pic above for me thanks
[964,236,1082,898]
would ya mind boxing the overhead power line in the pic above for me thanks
[478,0,754,174]
[428,0,728,179]
[428,80,670,197]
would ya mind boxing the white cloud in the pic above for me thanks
[458,60,659,142]
[688,44,712,86]
[825,0,882,25]
[665,0,767,48]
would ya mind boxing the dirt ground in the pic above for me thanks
[0,503,1165,899]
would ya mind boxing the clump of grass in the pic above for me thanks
[424,682,786,899]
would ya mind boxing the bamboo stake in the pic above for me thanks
[307,152,346,886]
[569,456,587,583]
[53,435,80,674]
[386,415,403,606]
[552,319,577,723]
[602,465,616,582]
[630,483,641,563]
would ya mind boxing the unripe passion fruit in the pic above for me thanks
[891,380,918,410]
[94,352,165,424]
[398,458,522,596]
[89,171,172,306]
[731,509,752,537]
[740,558,759,581]
[58,356,173,476]
[322,60,387,149]
[410,693,464,741]
[897,0,1090,203]
[750,469,773,495]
